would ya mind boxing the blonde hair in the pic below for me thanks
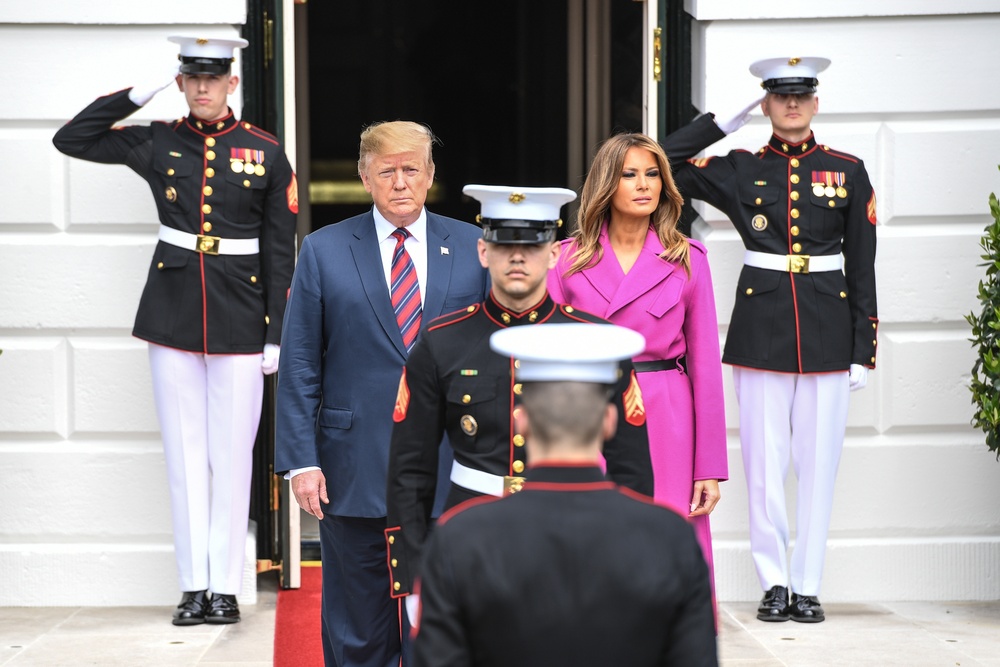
[357,121,438,176]
[566,133,688,276]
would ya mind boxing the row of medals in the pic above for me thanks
[232,159,266,177]
[813,184,847,199]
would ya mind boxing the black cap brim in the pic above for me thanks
[762,77,818,94]
[481,218,557,244]
[179,56,232,75]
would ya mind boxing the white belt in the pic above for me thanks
[450,460,525,497]
[744,250,842,274]
[158,225,260,256]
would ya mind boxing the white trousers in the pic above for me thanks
[148,344,263,595]
[733,367,849,597]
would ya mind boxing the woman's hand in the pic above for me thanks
[689,479,721,517]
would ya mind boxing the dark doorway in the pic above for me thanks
[307,1,572,231]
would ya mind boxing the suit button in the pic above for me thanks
[206,167,216,178]
[513,434,525,447]
[792,243,802,253]
[513,407,522,419]
[513,383,523,395]
[790,174,800,184]
[202,204,212,214]
[265,315,270,325]
[512,461,525,474]
[166,168,175,176]
[203,186,213,196]
[755,197,762,205]
[872,322,877,329]
[790,158,800,167]
[206,150,216,161]
[790,226,800,236]
[203,222,212,232]
[157,262,164,269]
[244,179,251,188]
[393,582,401,591]
[790,191,800,201]
[251,276,258,284]
[461,394,471,404]
[205,137,216,147]
[391,559,397,567]
[871,357,876,363]
[790,208,800,219]
[873,339,877,346]
[745,288,753,296]
[388,535,395,544]
[840,291,847,298]
[828,200,836,207]
[564,306,574,313]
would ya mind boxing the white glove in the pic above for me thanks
[128,63,181,107]
[405,593,420,627]
[715,96,765,135]
[849,364,868,391]
[262,344,280,376]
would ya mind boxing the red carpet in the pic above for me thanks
[274,563,324,666]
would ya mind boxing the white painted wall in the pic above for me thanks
[685,2,1000,600]
[0,3,249,606]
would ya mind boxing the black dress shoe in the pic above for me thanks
[756,585,790,622]
[205,593,241,624]
[789,593,825,623]
[172,590,209,626]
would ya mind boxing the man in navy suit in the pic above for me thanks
[274,120,489,667]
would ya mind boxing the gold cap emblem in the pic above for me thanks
[509,192,525,204]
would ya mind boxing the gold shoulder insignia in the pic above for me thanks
[623,370,646,427]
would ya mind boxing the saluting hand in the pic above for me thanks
[689,479,721,517]
[292,470,330,520]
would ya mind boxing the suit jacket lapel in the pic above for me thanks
[350,213,408,358]
[423,213,453,319]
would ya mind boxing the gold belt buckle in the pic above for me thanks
[787,254,810,274]
[503,475,525,495]
[196,234,221,255]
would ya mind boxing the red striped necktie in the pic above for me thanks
[390,228,422,352]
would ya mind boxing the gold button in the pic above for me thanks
[513,434,525,447]
[873,339,877,346]
[391,559,397,567]
[244,180,251,188]
[564,306,574,313]
[790,174,800,184]
[802,142,809,151]
[828,200,836,207]
[203,222,212,232]
[781,143,789,152]
[196,121,204,130]
[202,204,212,215]
[205,137,216,147]
[528,311,538,322]
[872,322,877,329]
[790,191,800,201]
[206,167,215,178]
[512,461,525,474]
[206,150,216,161]
[393,582,401,591]
[501,313,511,324]
[467,305,476,312]
[251,276,258,284]
[203,186,213,196]
[871,357,876,363]
[790,208,800,219]
[157,261,164,269]
[462,394,471,404]
[513,407,522,419]
[790,226,800,236]
[745,288,753,296]
[166,168,175,176]
[840,291,847,298]
[513,360,520,369]
[388,535,394,544]
[755,197,762,205]
[217,122,224,130]
[790,158,800,167]
[513,383,523,395]
[792,243,802,252]
[265,315,270,325]
[244,122,252,129]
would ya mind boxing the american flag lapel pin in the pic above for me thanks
[441,247,449,255]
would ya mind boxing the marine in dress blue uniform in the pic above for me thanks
[410,323,717,667]
[663,57,877,623]
[385,186,654,604]
[53,35,297,625]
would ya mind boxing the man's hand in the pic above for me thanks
[689,479,721,517]
[128,63,181,107]
[262,344,280,375]
[849,364,868,391]
[291,470,329,520]
[715,96,765,135]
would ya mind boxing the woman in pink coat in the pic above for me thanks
[548,132,728,598]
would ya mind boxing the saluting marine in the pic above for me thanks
[53,35,297,626]
[385,185,654,611]
[663,57,877,624]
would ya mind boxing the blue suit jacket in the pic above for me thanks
[274,210,489,517]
